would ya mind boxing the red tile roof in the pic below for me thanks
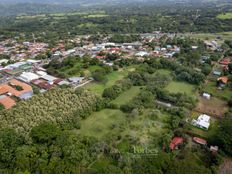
[0,79,33,97]
[218,76,229,84]
[0,96,16,109]
[170,137,184,150]
[193,137,207,145]
[219,57,232,65]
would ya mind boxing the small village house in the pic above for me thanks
[192,114,211,130]
[170,137,184,151]
[202,93,211,100]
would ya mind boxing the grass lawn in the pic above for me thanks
[203,81,232,100]
[188,116,219,139]
[85,14,109,18]
[85,67,135,94]
[165,81,196,96]
[184,33,232,41]
[155,69,172,75]
[78,109,126,139]
[111,86,141,105]
[84,65,103,76]
[217,12,232,19]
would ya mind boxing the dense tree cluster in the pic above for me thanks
[211,112,232,156]
[103,79,132,100]
[0,124,99,174]
[0,4,231,45]
[160,59,206,84]
[0,88,104,137]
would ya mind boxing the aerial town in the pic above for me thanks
[0,0,232,173]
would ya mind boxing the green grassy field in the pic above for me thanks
[188,116,219,139]
[155,69,172,75]
[184,33,232,41]
[78,109,126,139]
[217,12,232,19]
[111,86,141,105]
[85,67,135,94]
[85,14,109,18]
[203,81,232,100]
[165,81,196,96]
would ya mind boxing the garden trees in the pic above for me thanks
[30,123,61,144]
[0,129,24,169]
[102,79,132,100]
[0,88,103,137]
[0,103,5,110]
[131,152,171,174]
[92,69,108,82]
[213,113,232,156]
[0,124,99,174]
[166,159,212,174]
[228,62,232,73]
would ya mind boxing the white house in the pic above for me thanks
[203,93,211,100]
[19,72,39,83]
[68,77,84,84]
[192,114,211,130]
[135,51,149,57]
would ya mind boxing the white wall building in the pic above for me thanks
[192,114,211,130]
[19,72,39,83]
[203,93,211,100]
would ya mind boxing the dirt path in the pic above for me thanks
[219,158,232,174]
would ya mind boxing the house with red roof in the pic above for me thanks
[170,137,184,151]
[219,57,232,65]
[193,137,207,145]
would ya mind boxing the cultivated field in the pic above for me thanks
[195,96,228,118]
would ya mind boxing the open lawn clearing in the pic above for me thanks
[217,13,232,19]
[165,81,196,96]
[16,14,46,19]
[184,33,232,41]
[78,109,126,139]
[203,81,232,100]
[78,106,169,150]
[155,69,172,75]
[89,156,111,172]
[120,109,170,149]
[77,23,99,28]
[85,14,109,18]
[220,31,232,35]
[195,96,228,118]
[111,86,142,105]
[84,65,103,76]
[85,67,134,94]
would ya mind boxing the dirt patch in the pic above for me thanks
[219,158,232,174]
[194,96,228,118]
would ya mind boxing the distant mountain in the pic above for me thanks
[0,0,231,16]
[1,0,232,5]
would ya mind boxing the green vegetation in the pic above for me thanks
[1,4,232,45]
[44,56,103,78]
[165,81,196,96]
[0,88,103,136]
[0,103,5,110]
[86,68,130,94]
[111,86,141,105]
[203,81,232,100]
[217,12,232,20]
[78,109,125,139]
